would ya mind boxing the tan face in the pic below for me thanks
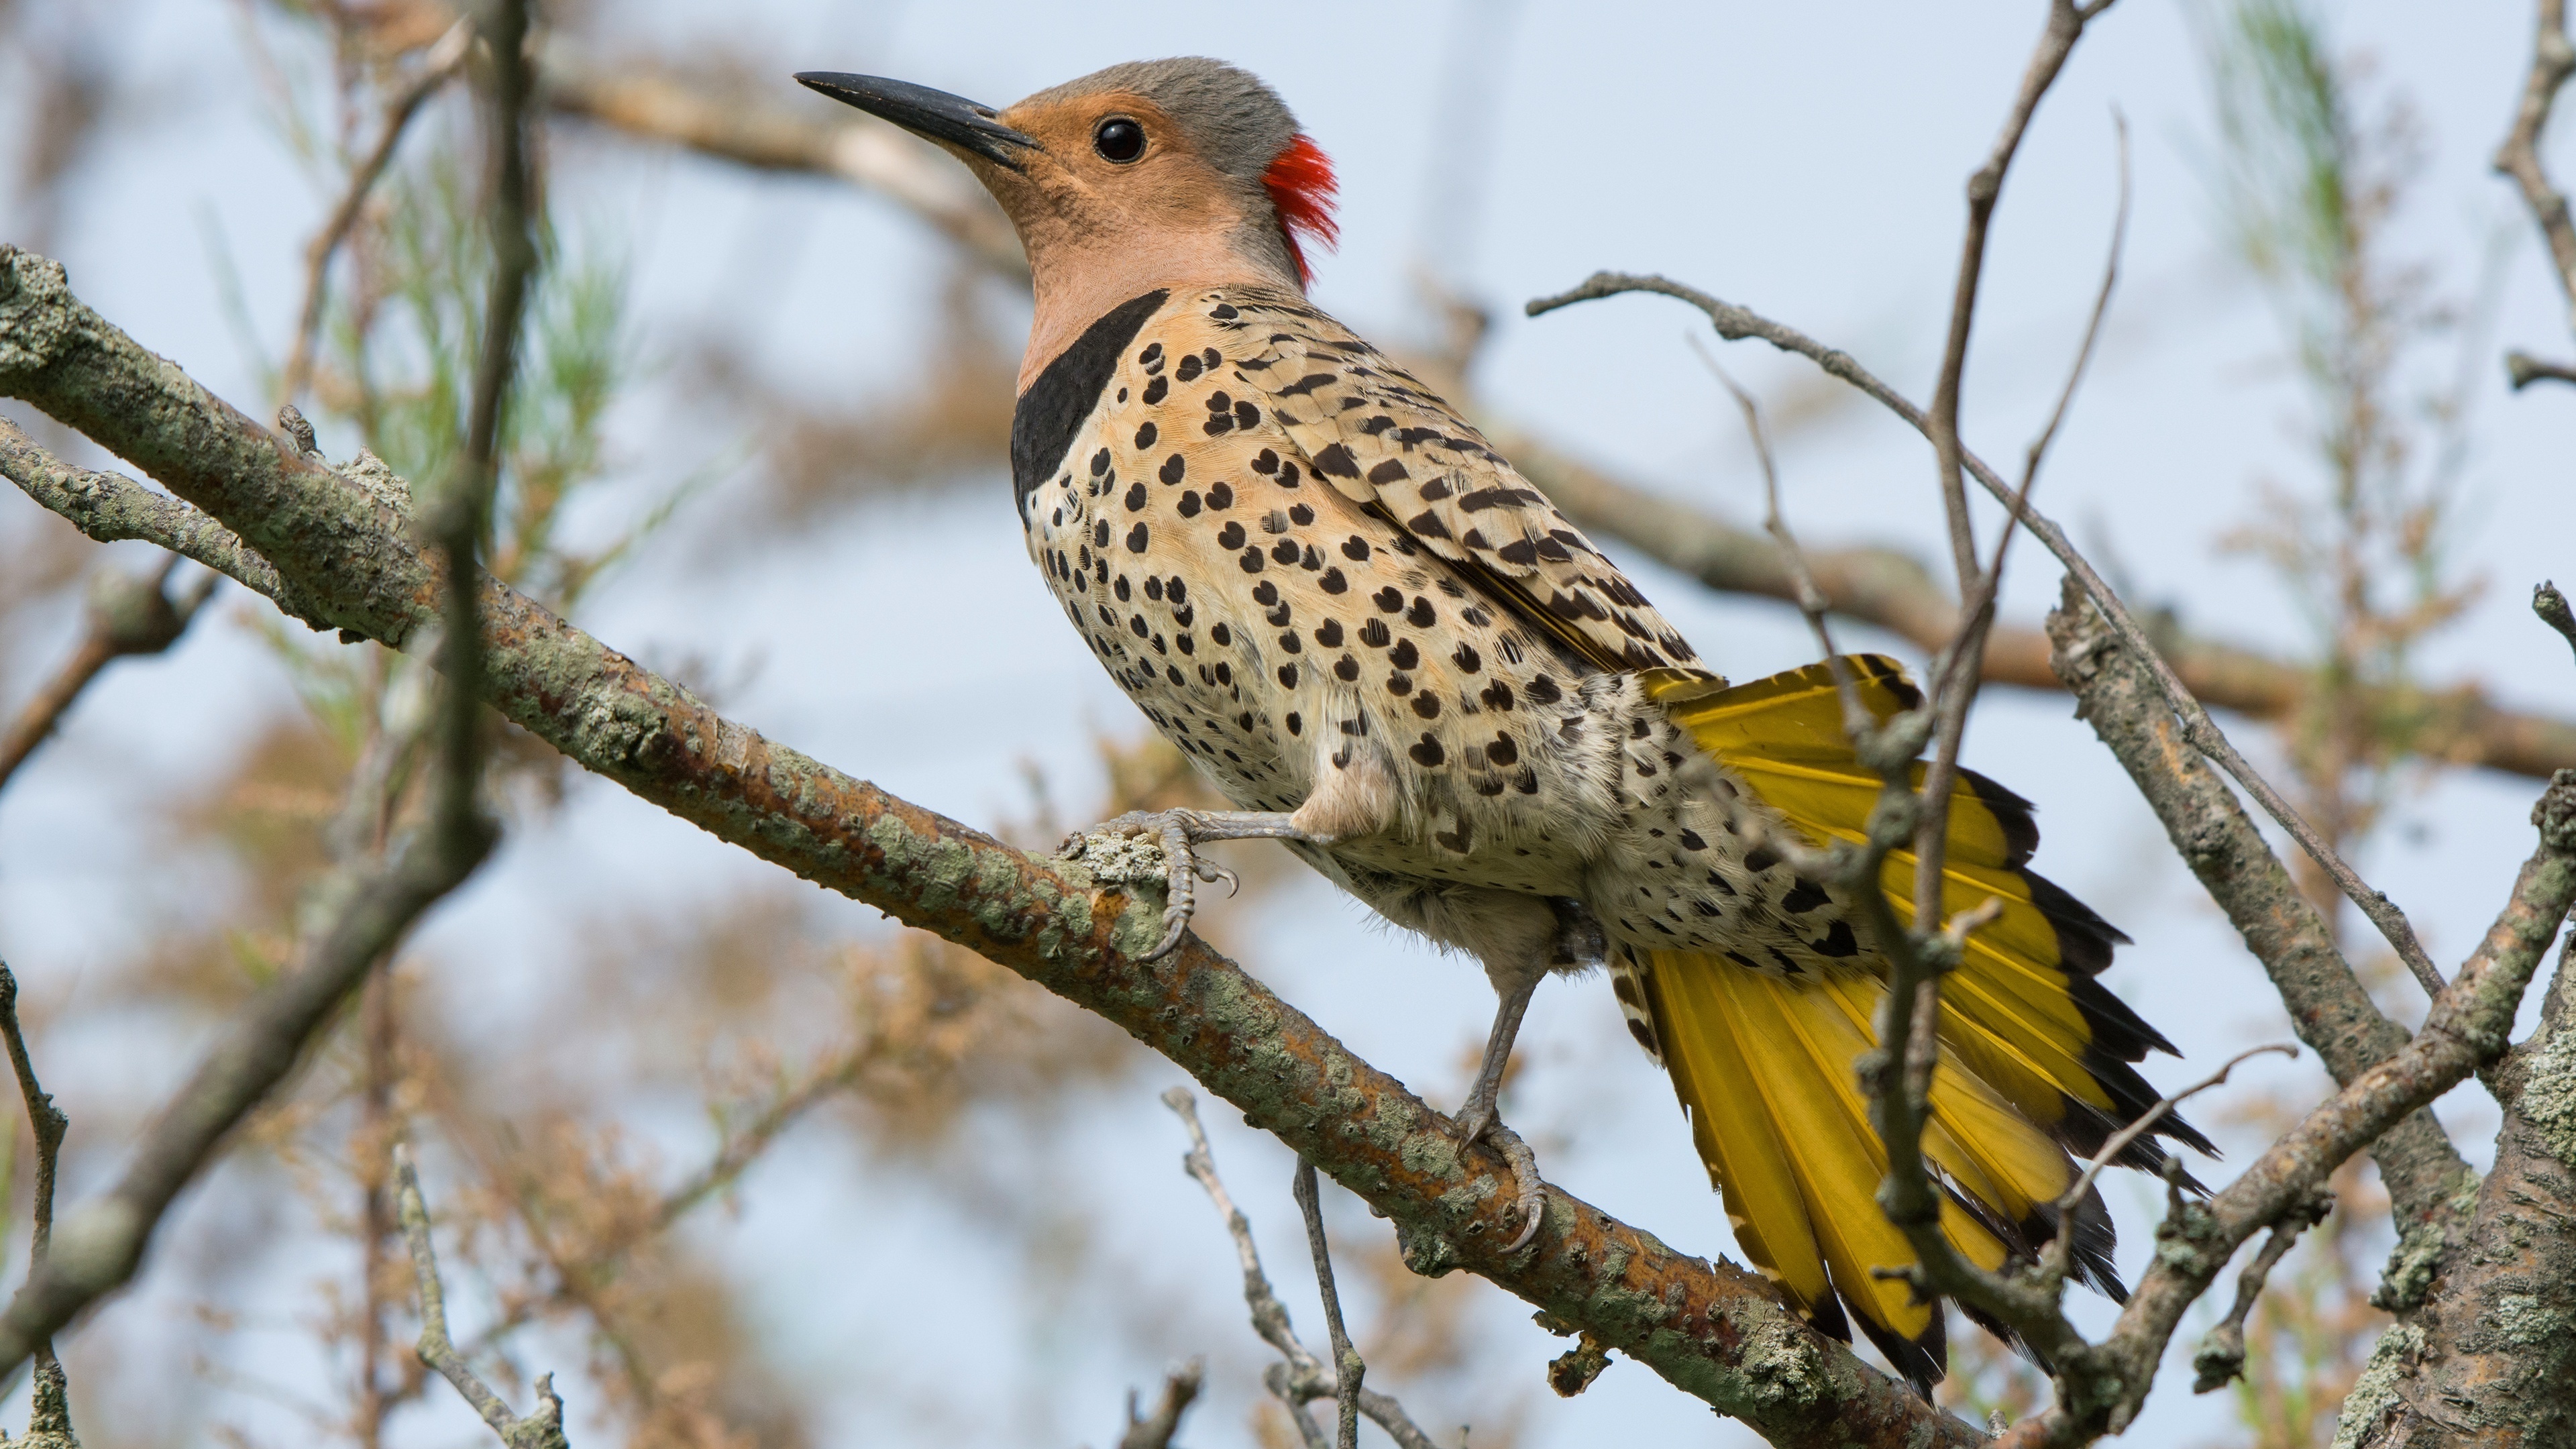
[969,91,1251,272]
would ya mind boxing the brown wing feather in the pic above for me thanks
[1192,286,1711,680]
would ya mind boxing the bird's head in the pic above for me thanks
[796,59,1337,371]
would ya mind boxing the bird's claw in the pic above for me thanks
[1456,1103,1547,1252]
[1063,810,1232,961]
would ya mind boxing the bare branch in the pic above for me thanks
[0,418,297,612]
[1925,0,2119,590]
[394,1146,572,1449]
[2188,1190,2331,1395]
[2495,0,2576,335]
[2047,578,2473,1224]
[1116,1362,1203,1449]
[1293,1159,1364,1449]
[0,553,216,791]
[2538,581,2576,669]
[2506,350,2576,388]
[278,17,472,407]
[1163,1090,1450,1449]
[0,964,75,1445]
[1525,269,2448,996]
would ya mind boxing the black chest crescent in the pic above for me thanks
[1009,288,1171,519]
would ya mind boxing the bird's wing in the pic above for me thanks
[1194,286,1710,678]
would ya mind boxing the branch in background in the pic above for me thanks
[1114,1362,1203,1449]
[0,553,217,792]
[395,1147,572,1449]
[2505,349,2576,388]
[530,37,2576,786]
[1,251,1976,1449]
[2495,0,2576,338]
[1164,1090,1449,1449]
[0,965,76,1446]
[278,17,473,407]
[1525,270,2449,997]
[539,46,1028,280]
[1293,1158,1366,1449]
[2046,576,2473,1225]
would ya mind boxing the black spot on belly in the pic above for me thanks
[1208,482,1234,508]
[1333,654,1359,680]
[1212,623,1232,645]
[1161,454,1186,484]
[1319,567,1348,594]
[1486,735,1517,765]
[1126,523,1149,553]
[1452,644,1481,673]
[1179,491,1202,517]
[1342,536,1371,561]
[1010,290,1167,519]
[1136,421,1158,448]
[1781,881,1829,914]
[1315,619,1344,647]
[1743,845,1780,874]
[1409,735,1446,767]
[1479,682,1515,712]
[1126,482,1146,511]
[1358,620,1390,648]
[1817,920,1860,957]
[1217,521,1245,549]
[1278,663,1299,688]
[1525,675,1561,705]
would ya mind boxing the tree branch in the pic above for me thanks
[2340,934,2576,1446]
[2046,578,2473,1225]
[0,250,1978,1449]
[0,964,76,1445]
[395,1146,572,1449]
[278,17,473,407]
[0,553,216,792]
[2496,0,2576,337]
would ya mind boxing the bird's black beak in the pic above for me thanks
[794,72,1036,170]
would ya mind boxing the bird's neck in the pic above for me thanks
[1018,231,1293,394]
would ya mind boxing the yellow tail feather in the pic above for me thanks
[1637,950,2072,1374]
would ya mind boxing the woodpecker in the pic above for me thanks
[796,58,2208,1390]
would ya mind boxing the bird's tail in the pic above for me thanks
[1626,946,2094,1387]
[1625,655,2210,1389]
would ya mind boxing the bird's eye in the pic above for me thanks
[1093,117,1145,163]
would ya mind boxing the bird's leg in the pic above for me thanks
[1456,961,1547,1252]
[1063,808,1322,959]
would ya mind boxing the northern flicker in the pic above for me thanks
[796,58,2208,1390]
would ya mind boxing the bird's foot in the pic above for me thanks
[1060,809,1240,960]
[1454,1098,1547,1253]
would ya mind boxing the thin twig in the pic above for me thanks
[1525,269,2449,996]
[2046,1043,2297,1284]
[1925,0,2120,592]
[2495,0,2576,335]
[278,17,474,407]
[394,1146,571,1448]
[1116,1361,1204,1449]
[1685,336,1872,742]
[1293,1159,1363,1449]
[2189,1189,2331,1395]
[0,964,74,1441]
[0,555,217,792]
[2538,582,2576,671]
[1163,1089,1449,1449]
[2506,350,2576,388]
